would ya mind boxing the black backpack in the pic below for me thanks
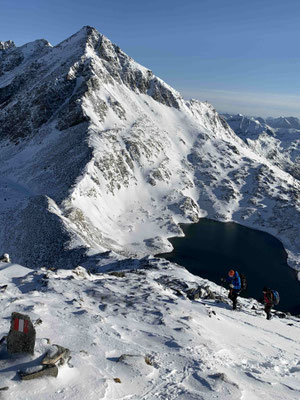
[239,273,247,290]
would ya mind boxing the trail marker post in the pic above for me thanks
[7,312,36,355]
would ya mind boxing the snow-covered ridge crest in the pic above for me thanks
[0,27,299,272]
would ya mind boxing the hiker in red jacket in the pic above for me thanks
[262,287,274,320]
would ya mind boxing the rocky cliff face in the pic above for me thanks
[0,27,299,270]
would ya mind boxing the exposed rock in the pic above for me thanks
[207,309,217,318]
[155,275,189,295]
[186,287,202,300]
[206,289,216,300]
[275,312,286,319]
[186,285,217,300]
[0,26,300,272]
[0,253,10,263]
[117,353,155,375]
[118,354,137,362]
[144,356,153,366]
[72,266,91,279]
[42,344,70,366]
[168,196,200,222]
[20,364,58,380]
[34,318,43,326]
[108,271,126,278]
[0,336,7,345]
[0,40,15,51]
[7,312,36,355]
[207,372,239,389]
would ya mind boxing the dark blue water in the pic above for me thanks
[157,219,300,315]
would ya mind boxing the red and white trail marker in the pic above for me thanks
[13,318,29,334]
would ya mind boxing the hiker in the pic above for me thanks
[262,287,279,320]
[222,269,242,310]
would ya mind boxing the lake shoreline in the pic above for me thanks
[157,218,300,315]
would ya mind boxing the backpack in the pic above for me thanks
[239,273,247,290]
[272,290,280,305]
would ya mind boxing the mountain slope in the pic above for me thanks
[0,27,299,272]
[223,114,300,180]
[1,259,300,399]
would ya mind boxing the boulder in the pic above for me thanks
[7,312,36,355]
[276,312,286,319]
[0,253,10,263]
[42,344,70,366]
[72,266,91,279]
[20,365,58,380]
[186,287,202,300]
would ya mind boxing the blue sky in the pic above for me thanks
[1,0,300,117]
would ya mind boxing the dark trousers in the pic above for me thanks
[264,304,272,320]
[228,289,239,310]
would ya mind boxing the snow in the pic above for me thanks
[1,25,300,400]
[0,259,300,399]
[1,26,300,274]
[0,262,32,281]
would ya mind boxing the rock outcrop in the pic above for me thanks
[0,27,299,272]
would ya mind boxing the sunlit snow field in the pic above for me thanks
[1,259,300,399]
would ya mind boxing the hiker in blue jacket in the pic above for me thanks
[226,269,242,310]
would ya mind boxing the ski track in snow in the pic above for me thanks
[0,260,300,399]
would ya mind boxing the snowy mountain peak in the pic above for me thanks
[222,113,274,139]
[0,26,182,144]
[267,116,300,130]
[54,25,100,51]
[1,27,300,400]
[0,40,15,51]
[0,28,299,275]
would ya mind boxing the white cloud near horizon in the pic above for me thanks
[181,88,300,118]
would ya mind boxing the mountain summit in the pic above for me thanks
[0,27,299,270]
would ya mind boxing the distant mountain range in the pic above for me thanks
[0,27,299,271]
[222,113,300,181]
[222,113,300,135]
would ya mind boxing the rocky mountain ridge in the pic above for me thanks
[222,113,300,181]
[0,27,299,273]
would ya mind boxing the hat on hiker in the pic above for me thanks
[228,270,235,277]
[262,286,269,292]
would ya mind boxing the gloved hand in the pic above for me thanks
[220,277,225,282]
[229,284,234,288]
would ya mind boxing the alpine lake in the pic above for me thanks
[157,218,300,315]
